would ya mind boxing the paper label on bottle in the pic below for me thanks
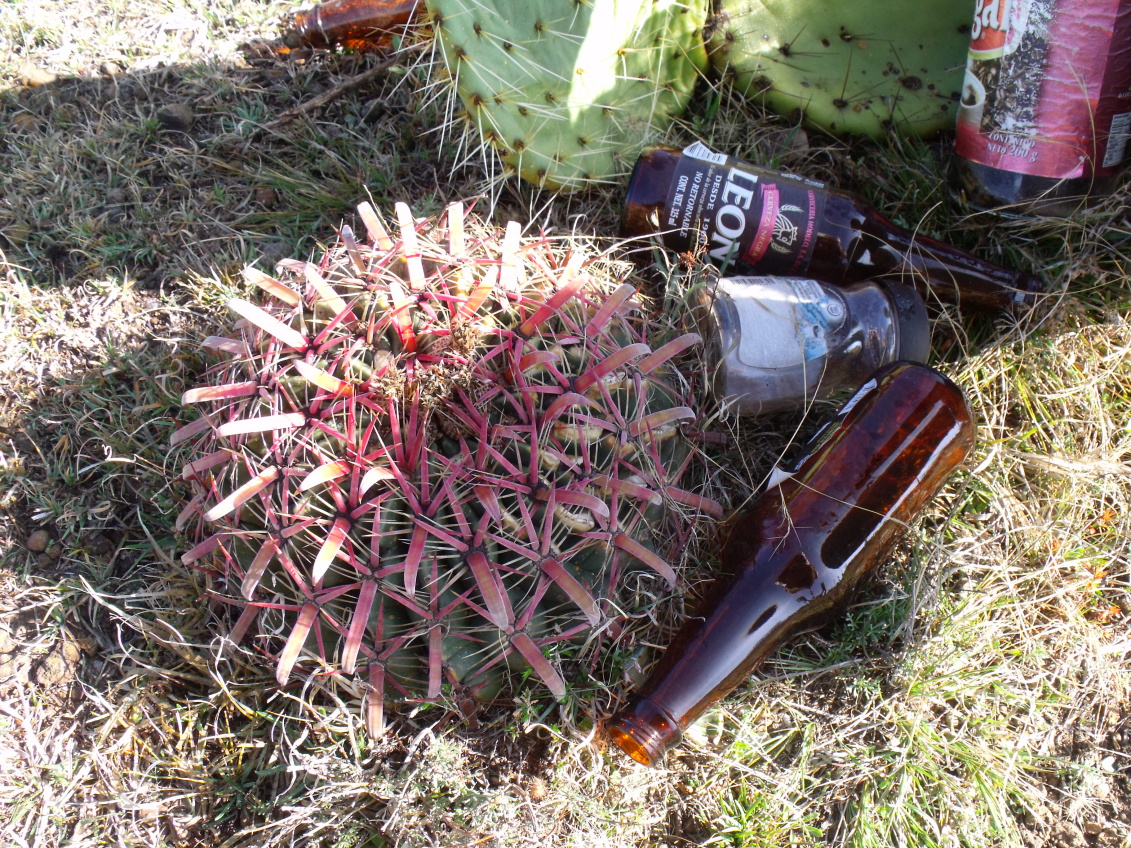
[722,277,846,369]
[684,140,729,166]
[662,142,825,275]
[955,0,1131,179]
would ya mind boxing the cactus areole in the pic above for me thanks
[174,201,720,732]
[426,0,709,191]
[709,0,974,138]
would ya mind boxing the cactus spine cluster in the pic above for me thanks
[425,0,709,191]
[174,201,719,731]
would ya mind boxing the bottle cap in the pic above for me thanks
[886,282,931,364]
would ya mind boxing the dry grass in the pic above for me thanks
[1,1,1130,847]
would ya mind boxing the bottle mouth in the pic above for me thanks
[604,698,682,767]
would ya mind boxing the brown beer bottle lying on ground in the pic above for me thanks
[290,0,422,52]
[605,361,977,766]
[621,141,1042,312]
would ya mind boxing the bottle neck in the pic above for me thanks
[854,205,1041,311]
[605,697,683,766]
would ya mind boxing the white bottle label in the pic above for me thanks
[682,140,728,166]
[721,277,846,369]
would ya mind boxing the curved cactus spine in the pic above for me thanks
[175,201,719,730]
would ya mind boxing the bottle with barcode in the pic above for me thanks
[953,0,1131,214]
[621,142,1043,312]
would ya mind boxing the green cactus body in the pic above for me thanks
[175,201,721,731]
[426,0,709,190]
[709,0,974,138]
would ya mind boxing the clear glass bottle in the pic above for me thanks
[621,142,1042,312]
[696,277,930,415]
[604,361,977,766]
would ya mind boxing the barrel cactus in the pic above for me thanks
[425,0,710,191]
[708,0,974,138]
[174,200,720,731]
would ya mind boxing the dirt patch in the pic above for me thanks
[1020,695,1131,848]
[0,608,94,698]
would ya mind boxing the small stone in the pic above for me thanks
[255,187,277,209]
[1084,821,1104,836]
[156,103,194,132]
[1101,754,1116,772]
[26,529,51,553]
[31,646,71,688]
[1049,820,1087,848]
[21,64,56,87]
[359,98,385,122]
[10,113,40,133]
[36,554,53,569]
[81,532,113,557]
[261,241,293,269]
[0,222,31,247]
[99,61,123,78]
[53,103,80,124]
[44,542,62,560]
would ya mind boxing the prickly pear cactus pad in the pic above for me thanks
[173,201,721,732]
[426,0,709,191]
[708,0,974,138]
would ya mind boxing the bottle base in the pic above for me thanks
[952,159,1119,218]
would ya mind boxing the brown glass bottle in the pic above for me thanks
[621,142,1042,312]
[605,361,977,766]
[290,0,421,52]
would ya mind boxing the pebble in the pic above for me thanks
[10,113,40,133]
[26,529,51,553]
[359,98,385,122]
[81,532,114,557]
[53,103,80,124]
[261,241,294,269]
[156,103,194,132]
[21,64,56,87]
